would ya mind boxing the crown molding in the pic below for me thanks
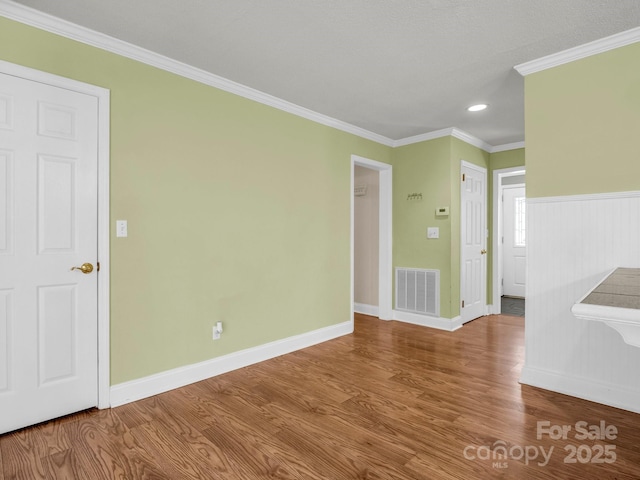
[515,26,640,76]
[0,1,395,147]
[450,128,493,152]
[393,128,524,153]
[1,1,527,153]
[392,128,455,148]
[490,141,525,153]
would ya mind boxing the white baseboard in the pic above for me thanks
[393,310,463,331]
[354,303,379,317]
[520,366,640,415]
[110,321,353,407]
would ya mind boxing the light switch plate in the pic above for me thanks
[116,220,128,238]
[427,227,439,239]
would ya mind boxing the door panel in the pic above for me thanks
[0,289,11,393]
[461,164,487,323]
[0,150,11,254]
[0,72,98,434]
[503,186,526,297]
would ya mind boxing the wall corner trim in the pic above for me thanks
[110,321,353,407]
[393,310,463,331]
[515,26,640,76]
[520,366,640,415]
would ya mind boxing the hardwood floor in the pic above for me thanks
[2,313,640,479]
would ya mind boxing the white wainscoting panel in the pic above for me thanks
[522,191,640,413]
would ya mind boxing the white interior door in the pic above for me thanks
[0,72,99,433]
[503,186,526,297]
[460,163,487,323]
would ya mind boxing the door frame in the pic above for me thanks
[351,155,392,321]
[0,60,111,409]
[491,166,526,314]
[460,160,487,323]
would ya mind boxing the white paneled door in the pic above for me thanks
[0,72,98,434]
[460,162,487,323]
[503,186,526,297]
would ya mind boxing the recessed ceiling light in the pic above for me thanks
[467,104,488,112]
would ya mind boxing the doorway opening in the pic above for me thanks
[354,165,380,316]
[492,167,526,316]
[350,155,392,322]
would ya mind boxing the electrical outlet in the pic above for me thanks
[212,321,223,340]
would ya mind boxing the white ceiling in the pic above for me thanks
[10,0,640,146]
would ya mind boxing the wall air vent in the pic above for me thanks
[395,268,440,317]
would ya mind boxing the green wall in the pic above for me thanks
[392,136,495,319]
[392,137,454,317]
[525,41,640,198]
[0,18,392,384]
[0,16,530,387]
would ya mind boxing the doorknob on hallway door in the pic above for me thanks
[480,249,487,255]
[70,263,94,274]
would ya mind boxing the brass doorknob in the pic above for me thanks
[480,249,487,255]
[71,263,94,274]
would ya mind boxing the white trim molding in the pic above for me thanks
[393,310,463,332]
[393,128,523,154]
[490,141,525,153]
[0,0,394,147]
[0,1,527,155]
[110,321,352,407]
[520,366,640,415]
[515,26,640,76]
[451,128,493,153]
[393,127,457,148]
[354,303,380,317]
[528,189,640,205]
[0,59,111,409]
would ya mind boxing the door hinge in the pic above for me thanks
[462,173,466,181]
[461,300,465,308]
[97,261,100,272]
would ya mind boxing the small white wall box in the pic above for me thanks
[435,207,449,216]
[427,227,439,239]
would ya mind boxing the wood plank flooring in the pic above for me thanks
[2,313,640,479]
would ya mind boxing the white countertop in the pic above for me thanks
[572,268,640,347]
